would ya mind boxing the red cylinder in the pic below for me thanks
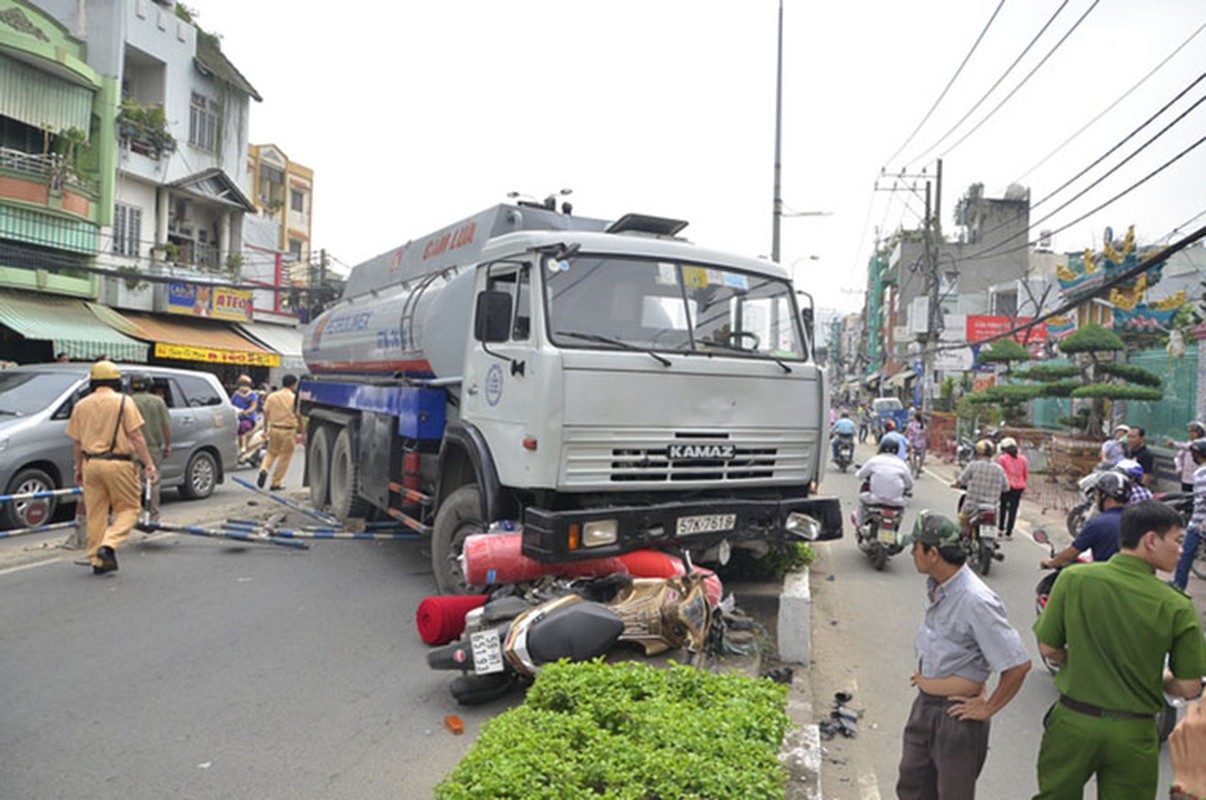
[416,594,489,645]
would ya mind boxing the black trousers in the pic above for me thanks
[999,488,1023,535]
[898,691,990,800]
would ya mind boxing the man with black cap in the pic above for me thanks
[896,510,1031,799]
[65,360,158,574]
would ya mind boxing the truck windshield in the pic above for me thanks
[545,256,806,360]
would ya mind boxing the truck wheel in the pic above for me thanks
[2,468,57,529]
[307,425,333,510]
[329,427,372,520]
[432,485,487,595]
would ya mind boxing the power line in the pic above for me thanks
[1014,20,1206,182]
[903,0,1071,167]
[939,0,1101,159]
[883,0,1007,167]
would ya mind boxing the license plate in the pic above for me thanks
[470,629,504,675]
[877,527,896,544]
[676,513,737,536]
[980,525,998,539]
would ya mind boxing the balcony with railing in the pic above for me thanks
[0,146,100,220]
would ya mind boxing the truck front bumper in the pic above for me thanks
[521,495,843,563]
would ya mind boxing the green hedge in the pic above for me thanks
[1012,365,1079,381]
[1070,383,1163,401]
[434,660,791,799]
[1096,362,1163,388]
[1058,322,1124,353]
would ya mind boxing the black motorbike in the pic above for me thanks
[833,434,855,473]
[853,482,908,571]
[955,437,975,469]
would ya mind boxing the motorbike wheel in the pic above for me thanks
[873,543,887,572]
[1065,502,1090,539]
[977,540,993,577]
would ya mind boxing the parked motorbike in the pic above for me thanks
[833,434,855,473]
[1065,462,1114,538]
[1031,528,1178,740]
[427,572,713,705]
[955,437,975,468]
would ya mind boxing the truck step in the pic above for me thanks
[388,481,432,507]
[386,507,432,535]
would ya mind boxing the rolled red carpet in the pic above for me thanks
[416,594,489,645]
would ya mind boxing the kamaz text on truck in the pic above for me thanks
[300,203,842,593]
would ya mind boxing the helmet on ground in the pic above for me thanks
[884,420,896,432]
[90,359,121,381]
[998,437,1017,450]
[1188,438,1206,459]
[1091,471,1131,502]
[878,439,898,455]
[974,439,995,457]
[1114,458,1144,482]
[130,372,153,392]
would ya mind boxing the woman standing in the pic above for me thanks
[996,437,1028,538]
[231,375,260,454]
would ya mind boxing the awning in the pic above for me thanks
[0,291,147,362]
[237,321,306,370]
[0,205,99,255]
[88,304,280,368]
[885,368,915,389]
[0,53,94,134]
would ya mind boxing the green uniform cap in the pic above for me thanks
[901,510,961,548]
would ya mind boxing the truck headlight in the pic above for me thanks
[582,519,618,547]
[785,512,821,541]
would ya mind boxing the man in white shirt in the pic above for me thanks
[856,439,915,526]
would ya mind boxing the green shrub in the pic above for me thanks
[1071,383,1163,401]
[716,540,816,581]
[1012,365,1079,381]
[1096,362,1162,388]
[1058,322,1124,353]
[979,338,1031,364]
[434,660,791,799]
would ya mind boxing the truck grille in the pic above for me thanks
[562,428,811,487]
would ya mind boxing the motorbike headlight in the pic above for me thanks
[582,519,618,547]
[785,512,822,541]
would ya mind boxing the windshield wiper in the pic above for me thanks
[556,331,672,367]
[698,341,792,372]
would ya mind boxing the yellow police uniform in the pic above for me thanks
[258,384,301,489]
[65,383,146,570]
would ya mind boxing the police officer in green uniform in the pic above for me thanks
[1034,500,1206,799]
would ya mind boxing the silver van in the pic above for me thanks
[0,363,239,528]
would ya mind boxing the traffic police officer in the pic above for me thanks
[65,360,157,574]
[257,374,302,491]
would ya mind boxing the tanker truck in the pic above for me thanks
[300,202,842,593]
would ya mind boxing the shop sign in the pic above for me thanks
[154,342,280,367]
[167,283,253,322]
[965,315,1047,343]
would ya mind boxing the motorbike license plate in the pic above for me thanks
[980,525,998,539]
[676,513,737,536]
[469,628,505,675]
[877,527,896,544]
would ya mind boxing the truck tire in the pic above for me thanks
[307,425,333,510]
[432,484,487,595]
[329,427,372,520]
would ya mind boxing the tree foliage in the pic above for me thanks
[1058,322,1124,353]
[979,338,1031,364]
[1096,362,1162,388]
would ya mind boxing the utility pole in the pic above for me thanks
[771,0,784,262]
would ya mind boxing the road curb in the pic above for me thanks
[778,567,822,800]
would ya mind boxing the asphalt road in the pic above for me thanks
[809,441,1178,799]
[0,450,517,799]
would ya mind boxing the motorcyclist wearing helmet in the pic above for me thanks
[1171,437,1206,590]
[954,440,1009,537]
[1113,458,1154,504]
[879,419,909,460]
[855,439,914,526]
[1041,470,1131,568]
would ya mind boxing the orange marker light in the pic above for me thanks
[568,523,580,551]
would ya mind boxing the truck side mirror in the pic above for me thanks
[474,290,512,343]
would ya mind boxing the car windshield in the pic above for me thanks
[544,255,805,360]
[0,371,78,416]
[873,399,903,412]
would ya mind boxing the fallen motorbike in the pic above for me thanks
[1032,528,1178,740]
[853,484,909,571]
[427,572,713,705]
[955,436,975,468]
[833,434,855,473]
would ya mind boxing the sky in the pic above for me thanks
[192,0,1206,313]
